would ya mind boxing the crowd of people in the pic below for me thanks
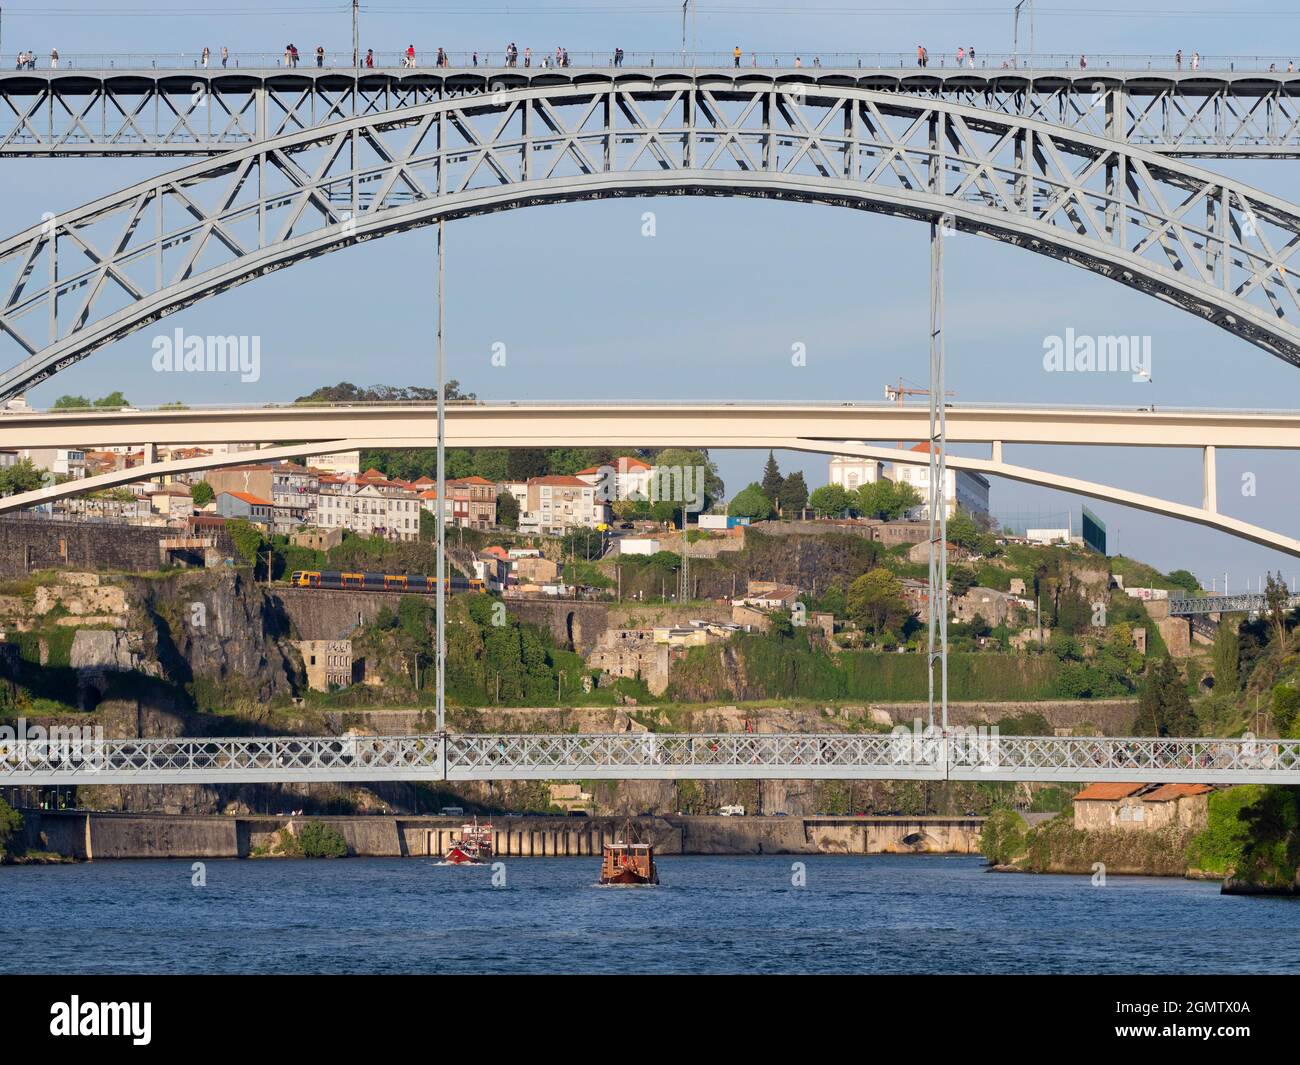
[8,45,1288,74]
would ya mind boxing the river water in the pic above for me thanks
[3,855,1298,974]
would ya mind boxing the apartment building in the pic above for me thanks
[316,470,421,541]
[522,475,609,534]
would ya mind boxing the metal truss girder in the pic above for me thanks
[3,733,1298,785]
[5,70,1300,157]
[1169,592,1300,615]
[4,86,1300,399]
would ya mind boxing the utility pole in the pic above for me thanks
[435,219,446,734]
[678,502,690,603]
[1013,0,1034,68]
[352,0,359,71]
[927,210,949,734]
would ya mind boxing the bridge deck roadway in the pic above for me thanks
[3,402,1298,452]
[4,733,1298,786]
[4,66,1300,157]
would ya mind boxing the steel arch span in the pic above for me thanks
[4,84,1300,399]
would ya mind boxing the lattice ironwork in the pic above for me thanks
[4,732,1298,785]
[4,84,1300,400]
[0,734,443,784]
[5,70,1300,158]
[1167,591,1300,615]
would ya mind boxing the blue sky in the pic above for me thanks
[3,0,1299,590]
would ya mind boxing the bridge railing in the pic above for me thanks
[5,732,1297,783]
[11,51,1300,75]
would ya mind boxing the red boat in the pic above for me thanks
[443,819,494,865]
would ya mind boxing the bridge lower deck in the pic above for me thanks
[3,733,1297,786]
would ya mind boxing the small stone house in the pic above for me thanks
[295,639,356,691]
[952,587,1015,626]
[1072,782,1212,832]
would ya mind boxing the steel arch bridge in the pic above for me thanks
[4,85,1300,399]
[5,67,1300,159]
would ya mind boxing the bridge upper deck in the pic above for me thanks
[3,61,1300,157]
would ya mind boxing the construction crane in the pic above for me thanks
[884,377,955,405]
[884,378,955,449]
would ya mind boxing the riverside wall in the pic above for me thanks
[17,810,985,860]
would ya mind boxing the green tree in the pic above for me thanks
[295,380,474,404]
[1166,569,1201,596]
[1212,617,1240,693]
[562,527,604,560]
[495,491,519,528]
[949,565,977,598]
[92,391,130,408]
[1133,657,1196,737]
[760,451,783,506]
[51,394,91,409]
[297,822,348,858]
[651,448,724,511]
[778,471,809,517]
[1264,571,1291,651]
[191,480,214,508]
[728,482,772,522]
[978,808,1026,866]
[226,518,267,571]
[808,484,849,518]
[507,448,549,481]
[397,595,433,644]
[0,797,22,861]
[1272,685,1300,737]
[946,508,980,549]
[846,567,911,643]
[857,479,922,520]
[0,458,45,496]
[816,584,847,617]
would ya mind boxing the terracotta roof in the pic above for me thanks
[221,490,273,507]
[449,475,495,486]
[481,546,509,559]
[1073,782,1146,801]
[529,475,590,487]
[1142,783,1213,802]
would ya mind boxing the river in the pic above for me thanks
[4,855,1298,974]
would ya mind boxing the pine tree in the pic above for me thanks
[761,451,783,506]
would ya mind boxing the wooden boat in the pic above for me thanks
[443,818,493,865]
[599,822,658,885]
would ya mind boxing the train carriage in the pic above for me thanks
[289,570,483,594]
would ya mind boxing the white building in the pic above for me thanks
[20,448,86,479]
[316,471,421,540]
[307,449,361,475]
[890,442,990,521]
[575,455,656,502]
[828,454,886,494]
